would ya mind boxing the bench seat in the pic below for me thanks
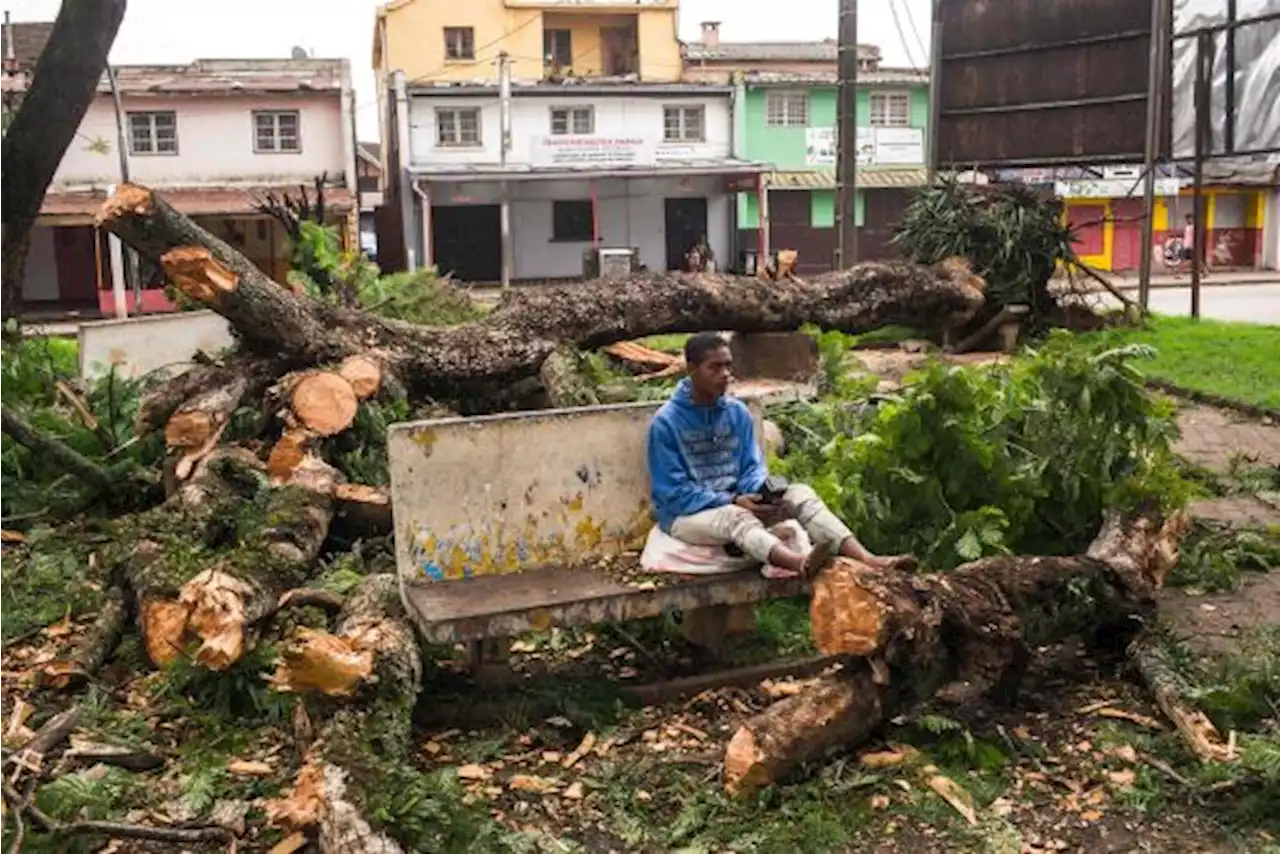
[402,566,809,645]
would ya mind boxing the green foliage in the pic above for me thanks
[34,766,142,824]
[329,396,413,485]
[894,180,1077,316]
[287,220,482,326]
[800,324,877,397]
[1,524,108,641]
[773,332,1190,569]
[150,641,292,724]
[1,335,165,517]
[1189,625,1280,731]
[1169,521,1280,593]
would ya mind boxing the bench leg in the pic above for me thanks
[682,604,757,654]
[467,637,512,680]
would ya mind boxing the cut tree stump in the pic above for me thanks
[723,509,1190,796]
[96,183,986,404]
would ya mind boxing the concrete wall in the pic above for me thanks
[426,174,732,278]
[408,91,733,168]
[1263,188,1280,271]
[22,225,60,303]
[78,310,234,380]
[389,399,762,583]
[51,93,347,192]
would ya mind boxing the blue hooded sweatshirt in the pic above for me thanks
[647,378,768,532]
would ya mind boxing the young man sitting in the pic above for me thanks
[646,332,915,578]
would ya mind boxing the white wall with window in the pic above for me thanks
[407,90,733,168]
[51,94,346,190]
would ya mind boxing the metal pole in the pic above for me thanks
[926,0,943,183]
[498,51,513,290]
[836,0,858,268]
[1137,0,1165,309]
[1190,31,1212,320]
[106,65,141,315]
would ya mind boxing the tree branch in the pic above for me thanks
[1,404,115,494]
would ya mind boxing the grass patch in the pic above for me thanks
[1082,315,1280,409]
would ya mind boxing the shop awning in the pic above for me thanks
[408,159,769,183]
[39,185,356,225]
[766,168,931,190]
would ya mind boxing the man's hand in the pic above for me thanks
[735,494,783,525]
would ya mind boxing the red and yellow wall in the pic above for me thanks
[1063,188,1266,272]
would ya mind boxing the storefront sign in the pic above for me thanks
[805,127,874,167]
[531,136,655,168]
[805,127,922,167]
[872,127,925,165]
[1054,178,1181,198]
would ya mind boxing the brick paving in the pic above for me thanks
[1175,403,1280,528]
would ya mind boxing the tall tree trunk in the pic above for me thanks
[96,184,986,403]
[1,0,127,326]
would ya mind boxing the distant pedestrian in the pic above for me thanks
[1181,213,1208,277]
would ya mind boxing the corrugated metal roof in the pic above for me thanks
[683,41,879,63]
[3,21,52,71]
[100,59,348,95]
[745,68,928,87]
[766,168,930,189]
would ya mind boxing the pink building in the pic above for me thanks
[4,40,357,319]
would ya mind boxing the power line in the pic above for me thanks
[407,13,539,85]
[898,0,929,67]
[888,0,922,69]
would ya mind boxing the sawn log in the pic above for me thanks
[723,509,1190,796]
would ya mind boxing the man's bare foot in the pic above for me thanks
[867,554,918,572]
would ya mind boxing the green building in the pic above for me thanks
[734,69,930,273]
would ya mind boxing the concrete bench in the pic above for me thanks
[389,397,809,654]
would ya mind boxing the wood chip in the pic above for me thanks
[562,732,597,768]
[1107,744,1138,763]
[1107,769,1136,787]
[1080,809,1103,822]
[457,764,492,781]
[1094,707,1164,729]
[926,774,978,825]
[508,774,559,794]
[227,759,274,776]
[562,781,585,800]
[671,722,708,741]
[1,529,26,544]
[860,746,917,768]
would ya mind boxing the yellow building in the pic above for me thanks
[372,0,682,87]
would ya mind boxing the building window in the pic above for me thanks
[550,106,593,135]
[552,200,593,242]
[869,92,911,127]
[444,27,475,61]
[253,110,301,153]
[544,29,572,67]
[765,91,808,127]
[127,111,177,155]
[663,105,705,143]
[436,107,481,147]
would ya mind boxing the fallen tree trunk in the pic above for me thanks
[723,509,1190,796]
[120,450,336,669]
[267,574,420,853]
[96,184,986,403]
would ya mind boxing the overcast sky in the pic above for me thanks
[5,0,933,139]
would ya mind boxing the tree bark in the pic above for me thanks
[723,509,1190,796]
[122,450,336,669]
[1,0,127,325]
[96,183,986,402]
[267,574,419,854]
[1129,632,1235,762]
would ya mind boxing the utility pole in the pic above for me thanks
[835,0,858,269]
[106,65,137,317]
[498,51,513,291]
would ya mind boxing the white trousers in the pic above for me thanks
[669,483,853,563]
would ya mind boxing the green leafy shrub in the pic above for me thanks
[773,332,1189,569]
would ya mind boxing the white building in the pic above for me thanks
[386,75,767,283]
[20,58,357,317]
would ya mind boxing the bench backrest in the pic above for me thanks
[389,400,762,584]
